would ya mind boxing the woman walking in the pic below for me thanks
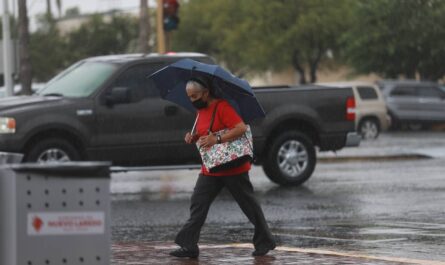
[169,77,276,258]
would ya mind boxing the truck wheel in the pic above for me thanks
[263,131,316,186]
[25,138,81,163]
[359,118,380,140]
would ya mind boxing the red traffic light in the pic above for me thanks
[163,0,179,17]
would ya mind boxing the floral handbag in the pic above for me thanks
[195,103,253,173]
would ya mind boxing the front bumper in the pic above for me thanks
[0,134,25,153]
[345,132,361,147]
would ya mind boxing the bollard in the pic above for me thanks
[0,162,111,265]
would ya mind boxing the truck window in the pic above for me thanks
[417,86,442,98]
[390,86,416,97]
[357,86,378,100]
[37,61,117,97]
[109,63,165,102]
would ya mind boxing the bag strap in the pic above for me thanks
[208,101,221,135]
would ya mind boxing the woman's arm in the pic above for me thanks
[197,122,247,148]
[219,122,247,143]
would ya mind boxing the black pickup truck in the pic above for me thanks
[0,53,360,186]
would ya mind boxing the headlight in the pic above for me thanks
[0,117,16,134]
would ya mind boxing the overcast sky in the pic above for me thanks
[1,0,143,30]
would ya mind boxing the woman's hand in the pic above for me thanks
[185,132,198,144]
[197,134,217,148]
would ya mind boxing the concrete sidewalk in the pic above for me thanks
[318,132,445,161]
[111,242,445,265]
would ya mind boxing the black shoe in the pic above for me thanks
[252,248,271,256]
[169,247,199,258]
[252,244,275,256]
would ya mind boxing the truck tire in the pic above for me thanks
[263,131,316,186]
[358,118,380,140]
[25,138,81,163]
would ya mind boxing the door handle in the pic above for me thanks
[164,105,178,116]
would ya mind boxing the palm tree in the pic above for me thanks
[18,0,32,95]
[46,0,53,21]
[56,0,62,18]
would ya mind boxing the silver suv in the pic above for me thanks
[377,80,445,130]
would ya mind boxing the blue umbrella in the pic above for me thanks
[148,59,266,122]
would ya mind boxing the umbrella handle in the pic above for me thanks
[191,114,199,135]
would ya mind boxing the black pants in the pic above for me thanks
[175,172,276,250]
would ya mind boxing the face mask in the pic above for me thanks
[192,98,208,109]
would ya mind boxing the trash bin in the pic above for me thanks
[0,152,23,164]
[0,162,111,265]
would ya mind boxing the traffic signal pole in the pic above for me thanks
[2,0,13,96]
[156,0,166,53]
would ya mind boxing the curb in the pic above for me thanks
[318,154,432,163]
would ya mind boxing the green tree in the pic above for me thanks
[252,0,354,83]
[66,14,138,64]
[30,14,138,82]
[342,0,445,81]
[65,7,80,18]
[30,28,68,82]
[173,0,353,83]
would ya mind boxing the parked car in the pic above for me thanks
[318,82,390,140]
[0,53,359,186]
[376,80,445,130]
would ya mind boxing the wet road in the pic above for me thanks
[111,132,445,264]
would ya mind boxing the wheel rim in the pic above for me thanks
[361,120,378,139]
[37,148,71,163]
[277,140,308,178]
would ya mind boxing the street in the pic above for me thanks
[2,1,445,264]
[111,132,445,264]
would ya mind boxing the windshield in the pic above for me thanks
[36,61,117,97]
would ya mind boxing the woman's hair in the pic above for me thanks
[187,77,218,97]
[187,79,207,92]
[188,77,209,90]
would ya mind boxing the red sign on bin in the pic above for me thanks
[27,212,105,236]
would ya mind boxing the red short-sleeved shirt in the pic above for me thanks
[195,99,251,176]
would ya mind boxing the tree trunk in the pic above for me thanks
[56,0,62,18]
[46,0,53,21]
[138,0,150,53]
[292,50,306,84]
[404,68,416,80]
[309,48,323,84]
[18,0,33,95]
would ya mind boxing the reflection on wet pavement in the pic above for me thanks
[112,242,414,265]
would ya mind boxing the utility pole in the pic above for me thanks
[2,0,13,96]
[156,0,166,53]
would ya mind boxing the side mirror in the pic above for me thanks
[105,87,131,106]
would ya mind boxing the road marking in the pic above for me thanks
[273,232,409,243]
[229,243,445,265]
[384,221,445,229]
[154,243,445,265]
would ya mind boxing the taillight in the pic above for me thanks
[346,96,356,121]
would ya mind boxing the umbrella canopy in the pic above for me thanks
[148,59,266,122]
